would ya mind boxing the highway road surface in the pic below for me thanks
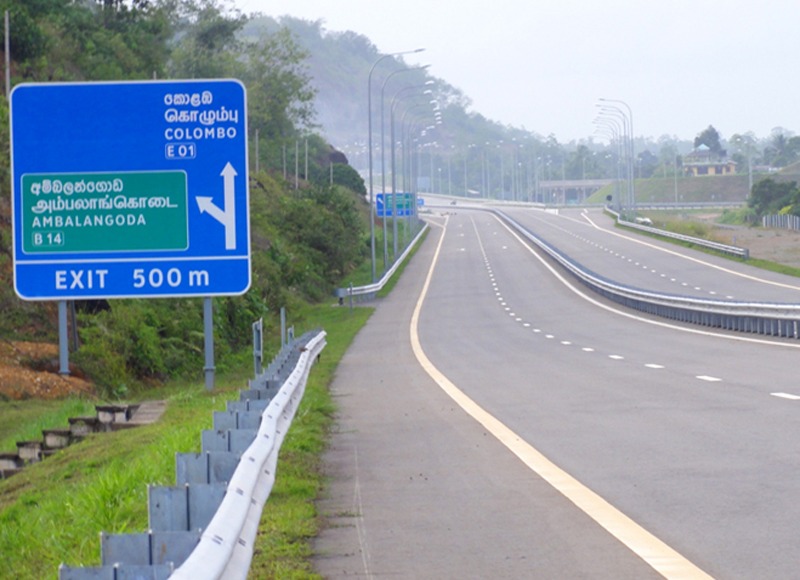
[313,206,800,579]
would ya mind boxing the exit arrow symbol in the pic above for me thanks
[196,162,238,250]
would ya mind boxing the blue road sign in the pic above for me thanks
[10,79,250,300]
[376,193,415,218]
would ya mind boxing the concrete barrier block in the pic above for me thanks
[43,429,72,449]
[16,440,42,463]
[0,453,22,470]
[68,417,101,437]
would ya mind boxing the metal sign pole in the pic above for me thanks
[58,300,69,375]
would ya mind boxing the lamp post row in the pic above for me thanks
[366,48,424,282]
[597,98,635,212]
[368,49,442,280]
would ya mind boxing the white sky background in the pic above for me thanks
[233,0,799,143]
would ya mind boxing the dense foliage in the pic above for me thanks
[0,0,368,393]
[748,178,800,218]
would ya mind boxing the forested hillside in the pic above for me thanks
[0,0,368,393]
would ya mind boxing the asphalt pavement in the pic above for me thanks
[311,218,661,579]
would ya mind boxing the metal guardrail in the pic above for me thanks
[172,330,326,579]
[631,201,745,210]
[335,223,429,304]
[607,207,750,259]
[59,329,326,580]
[493,209,800,339]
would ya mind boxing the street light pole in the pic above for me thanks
[597,105,630,209]
[594,117,624,211]
[367,48,424,282]
[391,83,433,257]
[380,66,430,268]
[600,98,635,209]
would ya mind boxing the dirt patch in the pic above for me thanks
[709,226,800,269]
[0,340,95,400]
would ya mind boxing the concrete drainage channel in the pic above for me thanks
[58,328,326,580]
[0,401,167,479]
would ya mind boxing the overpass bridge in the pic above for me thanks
[536,178,615,204]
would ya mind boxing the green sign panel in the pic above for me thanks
[21,171,188,253]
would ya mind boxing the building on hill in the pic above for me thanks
[683,144,737,176]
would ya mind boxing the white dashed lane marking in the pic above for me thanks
[477,219,736,394]
[772,392,800,400]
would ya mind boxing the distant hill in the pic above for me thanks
[241,15,510,172]
[243,17,428,149]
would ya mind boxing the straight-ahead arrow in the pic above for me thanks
[196,162,238,250]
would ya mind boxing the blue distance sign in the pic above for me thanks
[376,193,415,218]
[10,79,250,300]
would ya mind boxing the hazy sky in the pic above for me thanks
[233,0,798,143]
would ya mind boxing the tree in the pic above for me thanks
[748,178,799,216]
[166,0,246,79]
[694,125,724,156]
[636,150,658,179]
[763,127,800,168]
[4,0,173,81]
[241,28,316,175]
[730,132,759,174]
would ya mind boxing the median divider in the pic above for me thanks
[493,209,800,339]
[59,328,326,580]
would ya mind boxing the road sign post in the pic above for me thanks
[376,192,415,218]
[11,80,250,388]
[10,79,250,300]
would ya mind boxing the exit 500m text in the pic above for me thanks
[54,266,211,291]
